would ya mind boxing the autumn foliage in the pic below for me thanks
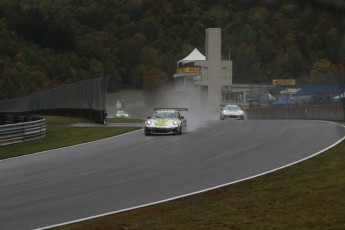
[0,1,344,99]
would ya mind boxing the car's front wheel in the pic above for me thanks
[178,126,182,135]
[144,128,150,136]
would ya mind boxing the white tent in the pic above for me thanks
[177,48,205,65]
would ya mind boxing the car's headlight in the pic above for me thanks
[147,120,152,125]
[173,120,178,125]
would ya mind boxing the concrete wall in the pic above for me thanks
[245,105,345,122]
[205,28,222,111]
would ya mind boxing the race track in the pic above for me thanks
[1,119,345,230]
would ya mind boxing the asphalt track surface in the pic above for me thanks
[1,119,345,230]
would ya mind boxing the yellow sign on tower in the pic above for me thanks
[272,79,296,85]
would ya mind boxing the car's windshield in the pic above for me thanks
[117,111,126,114]
[153,111,179,119]
[225,105,240,111]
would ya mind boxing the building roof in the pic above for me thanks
[177,48,206,65]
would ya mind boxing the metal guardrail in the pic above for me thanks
[0,115,46,146]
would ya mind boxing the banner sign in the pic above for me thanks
[272,79,296,85]
[177,67,201,73]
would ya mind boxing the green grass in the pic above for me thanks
[43,115,92,125]
[52,140,345,230]
[43,115,144,125]
[107,117,144,123]
[0,116,141,160]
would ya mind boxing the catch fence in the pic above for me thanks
[227,75,345,108]
[0,76,109,124]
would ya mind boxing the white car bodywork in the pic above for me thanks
[220,104,245,120]
[115,110,128,118]
[144,108,187,135]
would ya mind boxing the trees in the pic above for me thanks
[0,0,344,100]
[310,58,336,76]
[7,4,75,53]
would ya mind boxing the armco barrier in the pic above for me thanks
[0,115,46,146]
[245,105,345,122]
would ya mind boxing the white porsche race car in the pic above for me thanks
[220,104,245,120]
[144,108,188,135]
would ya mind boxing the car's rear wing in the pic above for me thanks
[154,108,188,112]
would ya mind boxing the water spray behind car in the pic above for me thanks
[150,87,220,132]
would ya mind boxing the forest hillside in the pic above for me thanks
[0,0,344,99]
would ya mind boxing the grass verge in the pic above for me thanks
[0,116,141,160]
[106,117,144,123]
[53,139,345,230]
[43,116,92,125]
